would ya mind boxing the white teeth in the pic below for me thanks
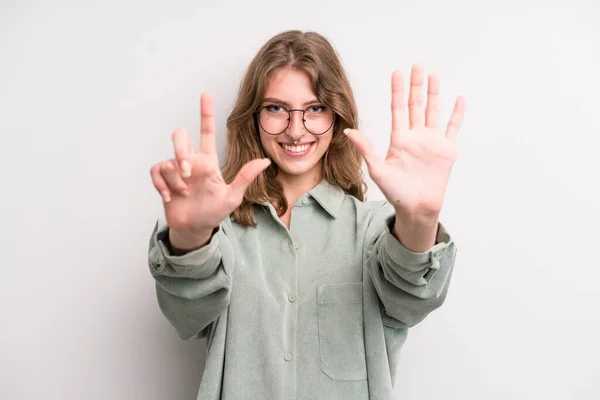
[282,143,311,153]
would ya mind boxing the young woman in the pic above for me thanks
[148,30,465,400]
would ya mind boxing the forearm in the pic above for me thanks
[148,221,232,339]
[369,215,456,327]
[154,273,231,340]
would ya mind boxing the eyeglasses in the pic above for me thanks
[254,104,336,135]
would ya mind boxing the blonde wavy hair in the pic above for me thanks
[222,30,366,227]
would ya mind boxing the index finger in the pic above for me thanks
[200,92,216,154]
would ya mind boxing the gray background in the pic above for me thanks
[1,0,599,398]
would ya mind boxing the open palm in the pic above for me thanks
[345,64,465,216]
[150,93,270,244]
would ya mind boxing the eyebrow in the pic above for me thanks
[261,97,321,108]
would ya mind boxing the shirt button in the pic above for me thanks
[284,353,292,362]
[293,242,299,250]
[288,294,297,303]
[301,197,308,205]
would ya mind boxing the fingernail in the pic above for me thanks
[343,128,351,135]
[180,161,191,177]
[162,191,171,203]
[182,189,190,197]
[264,158,271,165]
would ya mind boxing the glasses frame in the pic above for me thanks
[254,105,336,136]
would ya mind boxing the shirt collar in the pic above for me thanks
[307,179,346,218]
[258,179,346,219]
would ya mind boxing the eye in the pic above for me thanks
[307,105,326,114]
[265,104,285,113]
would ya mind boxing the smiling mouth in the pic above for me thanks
[279,142,315,153]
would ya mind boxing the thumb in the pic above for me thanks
[227,158,271,205]
[344,128,384,177]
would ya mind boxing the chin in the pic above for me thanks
[276,161,319,177]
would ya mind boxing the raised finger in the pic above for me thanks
[160,160,190,197]
[199,92,217,155]
[445,95,466,141]
[391,70,407,135]
[425,73,440,129]
[228,158,271,204]
[150,163,172,203]
[408,64,425,129]
[172,128,193,178]
[343,128,384,179]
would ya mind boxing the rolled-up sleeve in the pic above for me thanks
[148,219,234,340]
[365,204,457,328]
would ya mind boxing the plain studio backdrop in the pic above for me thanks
[1,0,599,399]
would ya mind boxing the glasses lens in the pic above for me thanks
[303,106,334,135]
[258,105,335,135]
[259,106,289,135]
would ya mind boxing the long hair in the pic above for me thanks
[222,30,366,227]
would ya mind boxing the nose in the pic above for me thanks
[286,110,306,141]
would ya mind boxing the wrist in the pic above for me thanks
[394,207,439,227]
[393,210,439,252]
[168,227,215,254]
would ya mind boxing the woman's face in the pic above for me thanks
[258,67,334,182]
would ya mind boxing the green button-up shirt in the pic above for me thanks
[148,179,456,400]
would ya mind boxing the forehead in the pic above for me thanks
[263,67,317,105]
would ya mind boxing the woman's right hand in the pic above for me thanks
[150,92,271,250]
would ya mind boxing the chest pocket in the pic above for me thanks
[316,282,367,381]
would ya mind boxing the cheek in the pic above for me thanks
[317,134,333,152]
[259,133,281,160]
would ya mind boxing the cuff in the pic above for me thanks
[149,222,221,276]
[381,215,452,279]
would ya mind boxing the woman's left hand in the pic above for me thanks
[344,64,465,219]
